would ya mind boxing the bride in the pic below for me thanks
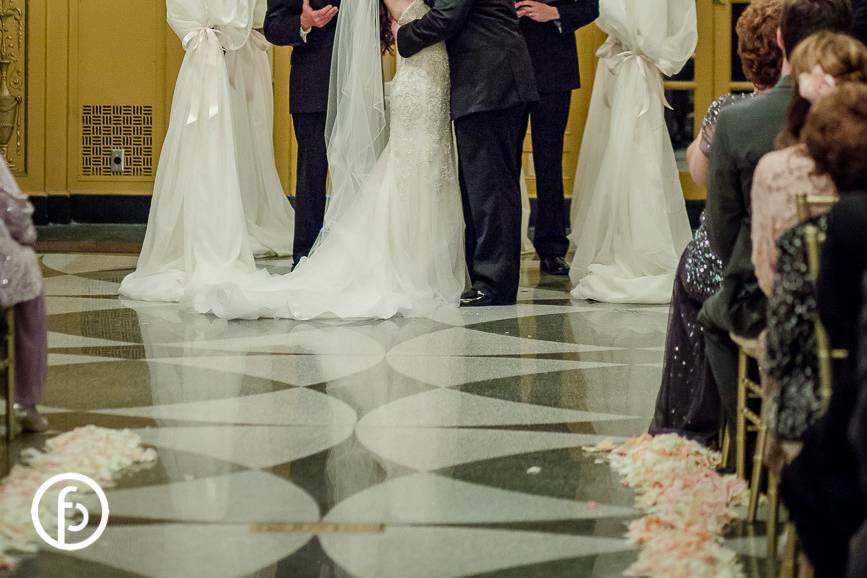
[191,0,466,320]
[568,0,696,304]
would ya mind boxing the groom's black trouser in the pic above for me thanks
[292,112,329,264]
[517,91,571,260]
[455,104,526,304]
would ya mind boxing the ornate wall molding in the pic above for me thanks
[0,0,24,174]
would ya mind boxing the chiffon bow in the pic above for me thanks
[597,37,672,118]
[182,27,224,124]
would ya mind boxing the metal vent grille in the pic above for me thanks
[81,105,153,177]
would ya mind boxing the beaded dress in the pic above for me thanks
[649,93,754,445]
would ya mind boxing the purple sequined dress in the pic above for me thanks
[649,93,754,445]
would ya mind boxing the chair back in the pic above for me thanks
[803,219,848,410]
[796,193,838,222]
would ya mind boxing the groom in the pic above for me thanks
[397,0,539,307]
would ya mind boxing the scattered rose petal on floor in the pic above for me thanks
[586,433,748,578]
[0,426,158,571]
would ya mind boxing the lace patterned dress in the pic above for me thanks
[650,93,754,445]
[750,145,835,296]
[766,215,828,440]
[192,0,465,320]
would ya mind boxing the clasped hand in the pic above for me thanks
[301,0,338,30]
[515,0,559,23]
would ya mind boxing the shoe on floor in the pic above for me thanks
[14,404,49,434]
[540,256,570,276]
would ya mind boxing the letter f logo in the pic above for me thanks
[57,485,90,546]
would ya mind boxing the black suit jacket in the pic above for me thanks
[519,0,598,94]
[700,77,792,335]
[706,77,793,264]
[817,194,867,353]
[854,0,867,47]
[264,0,339,114]
[780,194,867,575]
[397,0,539,119]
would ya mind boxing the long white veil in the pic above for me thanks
[313,0,388,251]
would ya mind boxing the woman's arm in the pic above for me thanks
[686,135,708,187]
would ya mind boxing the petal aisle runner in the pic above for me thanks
[586,434,749,578]
[0,426,158,570]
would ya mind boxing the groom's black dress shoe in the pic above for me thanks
[540,256,570,276]
[460,289,496,307]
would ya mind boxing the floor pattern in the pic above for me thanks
[4,253,776,578]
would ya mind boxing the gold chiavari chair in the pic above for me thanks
[2,308,16,444]
[720,425,731,470]
[729,330,770,547]
[779,195,847,578]
[735,193,842,561]
[795,193,838,222]
[802,222,848,408]
[729,332,762,482]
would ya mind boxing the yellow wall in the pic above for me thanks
[19,1,295,206]
[17,1,605,211]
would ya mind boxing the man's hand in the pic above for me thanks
[515,0,559,22]
[300,0,338,31]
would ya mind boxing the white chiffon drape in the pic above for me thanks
[119,0,293,302]
[568,0,696,304]
[228,9,295,257]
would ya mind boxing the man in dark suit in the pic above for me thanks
[515,0,598,275]
[397,0,539,306]
[264,0,338,265]
[700,0,852,433]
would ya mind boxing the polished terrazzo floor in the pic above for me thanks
[5,252,777,578]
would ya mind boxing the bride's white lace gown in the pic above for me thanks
[568,0,696,304]
[193,0,465,320]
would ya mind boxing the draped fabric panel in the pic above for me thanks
[569,0,696,304]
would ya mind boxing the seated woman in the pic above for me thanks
[751,32,867,296]
[0,158,48,434]
[649,0,783,445]
[760,32,867,449]
[780,82,867,578]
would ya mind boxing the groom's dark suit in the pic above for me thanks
[398,0,539,304]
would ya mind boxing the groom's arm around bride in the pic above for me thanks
[396,0,539,306]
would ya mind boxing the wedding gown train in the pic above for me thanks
[191,0,465,320]
[569,0,696,304]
